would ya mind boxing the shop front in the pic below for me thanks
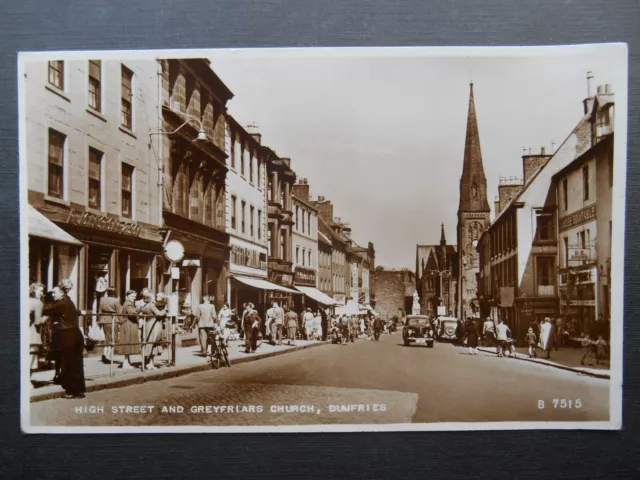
[228,241,269,315]
[267,267,297,309]
[28,205,83,306]
[514,295,559,344]
[559,266,597,336]
[33,205,163,312]
[161,212,230,319]
[292,266,335,312]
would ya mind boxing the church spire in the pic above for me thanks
[440,223,446,246]
[458,82,490,213]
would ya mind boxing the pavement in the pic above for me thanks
[476,344,610,379]
[28,332,610,427]
[29,337,327,402]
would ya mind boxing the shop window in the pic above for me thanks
[121,163,134,218]
[121,65,133,129]
[48,61,64,90]
[88,60,101,112]
[47,129,65,199]
[250,205,255,237]
[231,195,237,230]
[88,147,103,210]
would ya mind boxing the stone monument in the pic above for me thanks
[412,290,421,315]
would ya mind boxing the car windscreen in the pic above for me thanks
[407,318,430,326]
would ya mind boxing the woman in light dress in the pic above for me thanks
[29,283,45,379]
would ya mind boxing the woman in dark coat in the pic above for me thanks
[466,319,480,355]
[42,280,86,399]
[118,290,140,370]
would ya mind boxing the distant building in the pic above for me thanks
[416,224,458,316]
[372,268,416,319]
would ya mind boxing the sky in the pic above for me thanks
[207,46,622,270]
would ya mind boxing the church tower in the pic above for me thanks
[457,83,491,320]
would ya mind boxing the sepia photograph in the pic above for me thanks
[19,44,627,433]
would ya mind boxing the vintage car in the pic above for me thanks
[436,316,459,341]
[403,315,435,348]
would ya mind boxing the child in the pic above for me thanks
[525,327,537,358]
[595,335,607,364]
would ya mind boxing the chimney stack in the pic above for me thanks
[245,123,261,144]
[522,147,552,184]
[292,178,310,202]
[315,198,333,223]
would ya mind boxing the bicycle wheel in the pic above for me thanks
[210,348,220,369]
[221,344,231,368]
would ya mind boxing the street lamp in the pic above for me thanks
[461,255,467,320]
[149,114,208,145]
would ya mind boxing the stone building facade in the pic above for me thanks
[25,57,163,312]
[372,268,416,319]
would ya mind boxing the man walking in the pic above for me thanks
[265,303,276,344]
[495,318,511,357]
[482,316,496,352]
[243,303,254,353]
[273,301,285,346]
[320,308,328,341]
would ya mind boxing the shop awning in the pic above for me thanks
[232,275,300,294]
[295,286,338,306]
[28,205,82,246]
[335,300,366,316]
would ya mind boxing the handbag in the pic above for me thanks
[88,322,105,342]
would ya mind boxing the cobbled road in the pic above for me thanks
[29,332,610,427]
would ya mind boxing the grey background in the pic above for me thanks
[0,0,638,478]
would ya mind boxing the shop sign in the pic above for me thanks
[570,300,596,307]
[231,245,267,271]
[559,204,596,232]
[294,267,316,286]
[269,271,294,288]
[67,209,141,236]
[89,252,111,271]
[568,248,591,265]
[333,294,346,305]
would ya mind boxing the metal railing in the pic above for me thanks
[79,312,177,378]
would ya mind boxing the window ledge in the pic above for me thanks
[87,206,105,216]
[45,84,71,102]
[87,108,107,123]
[119,125,137,139]
[44,195,70,207]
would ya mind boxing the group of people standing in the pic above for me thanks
[28,279,85,399]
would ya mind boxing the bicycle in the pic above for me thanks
[204,327,231,369]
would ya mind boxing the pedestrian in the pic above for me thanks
[313,310,323,340]
[320,308,328,341]
[303,308,315,340]
[118,289,139,370]
[525,327,538,358]
[273,301,285,346]
[218,303,232,337]
[42,280,86,399]
[455,320,464,346]
[98,286,121,364]
[465,318,480,355]
[265,303,276,344]
[248,305,261,353]
[495,318,511,357]
[195,296,217,355]
[482,316,496,352]
[286,307,298,346]
[140,291,167,370]
[28,283,45,381]
[595,335,607,364]
[540,317,553,359]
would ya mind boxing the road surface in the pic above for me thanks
[29,332,610,427]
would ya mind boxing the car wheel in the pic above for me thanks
[404,339,410,347]
[427,342,434,348]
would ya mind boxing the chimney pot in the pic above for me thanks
[541,146,546,155]
[318,195,325,202]
[597,85,605,94]
[605,84,613,94]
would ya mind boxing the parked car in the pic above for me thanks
[403,315,435,348]
[436,316,459,341]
